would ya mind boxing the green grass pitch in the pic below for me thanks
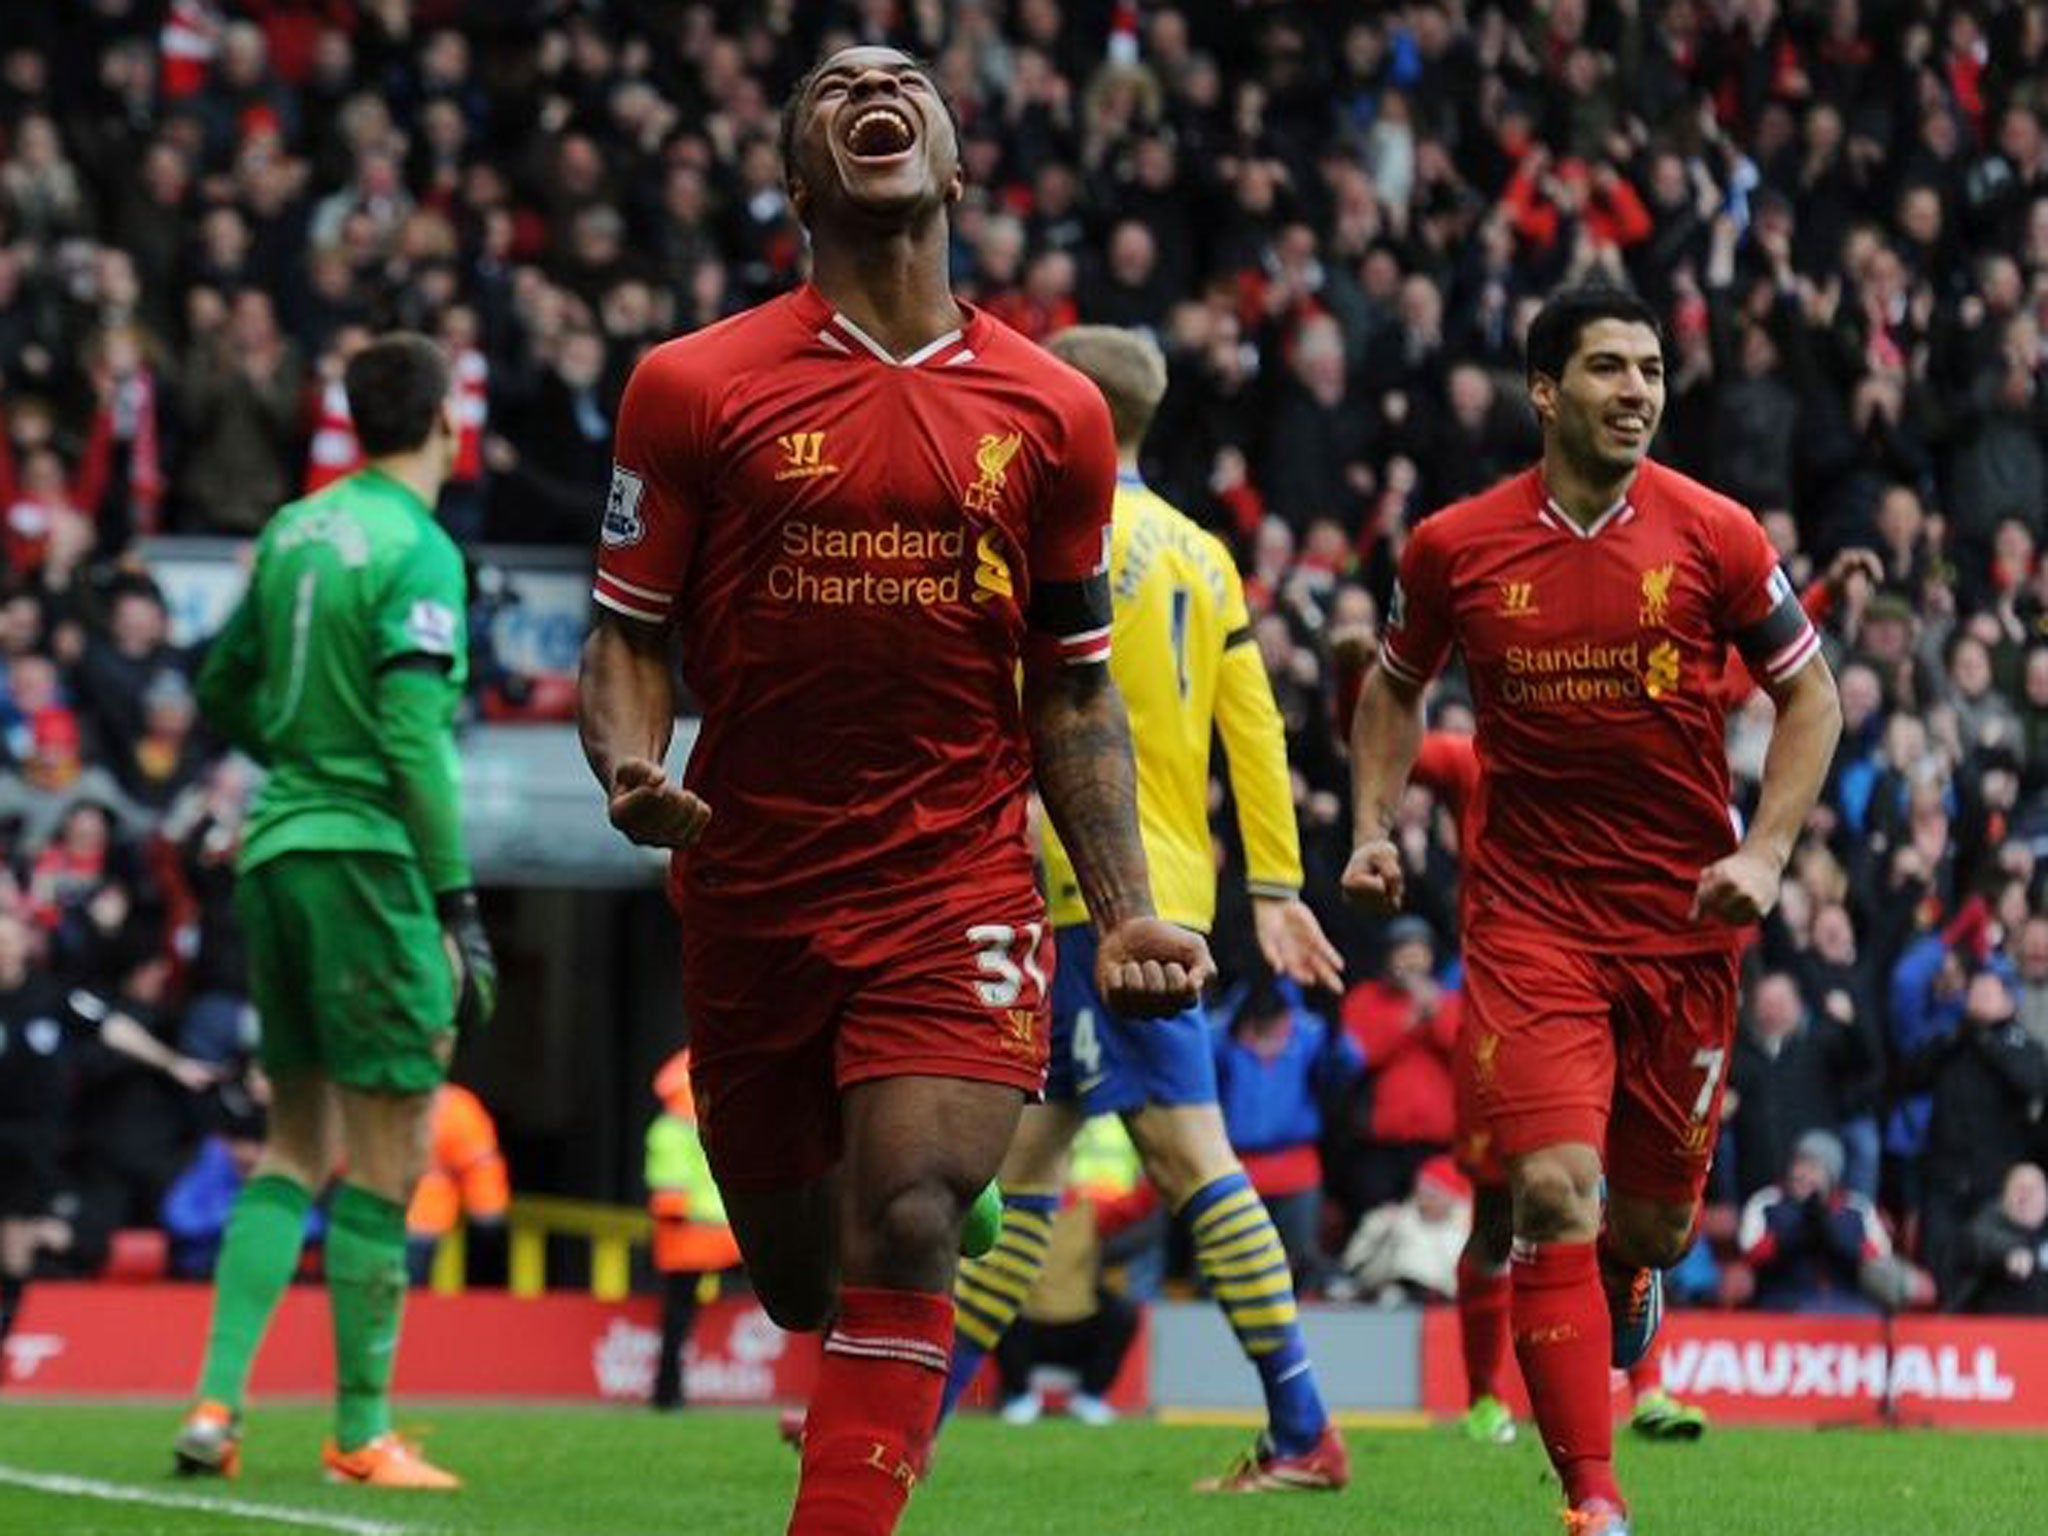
[0,1403,2040,1534]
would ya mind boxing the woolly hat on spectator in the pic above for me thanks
[143,668,193,717]
[1382,914,1436,958]
[1794,1129,1845,1191]
[1416,1155,1470,1203]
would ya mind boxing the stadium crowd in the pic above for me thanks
[3,0,2048,1316]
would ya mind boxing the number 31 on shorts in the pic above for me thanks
[966,923,1047,1007]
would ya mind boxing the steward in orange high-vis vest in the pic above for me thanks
[405,1084,509,1285]
[647,1050,740,1410]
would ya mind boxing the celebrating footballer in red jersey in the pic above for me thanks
[1344,288,1842,1536]
[576,45,1209,1536]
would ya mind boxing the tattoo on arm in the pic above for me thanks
[1026,660,1153,930]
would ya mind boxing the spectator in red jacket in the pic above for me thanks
[1332,915,1461,1229]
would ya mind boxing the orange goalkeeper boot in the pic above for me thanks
[322,1433,461,1489]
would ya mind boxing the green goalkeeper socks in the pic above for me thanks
[197,1174,313,1410]
[326,1184,410,1452]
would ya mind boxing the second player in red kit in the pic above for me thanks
[577,45,1209,1536]
[1345,288,1841,1535]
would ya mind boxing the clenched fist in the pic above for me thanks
[1691,849,1779,925]
[1096,917,1215,1019]
[608,757,712,849]
[1340,838,1404,913]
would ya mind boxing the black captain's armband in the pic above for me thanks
[1029,572,1113,666]
[1734,568,1821,685]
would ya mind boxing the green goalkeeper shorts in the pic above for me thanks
[236,850,455,1093]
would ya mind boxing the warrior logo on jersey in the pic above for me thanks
[1640,562,1677,626]
[775,430,838,482]
[601,464,646,548]
[963,429,1023,513]
[1497,579,1538,617]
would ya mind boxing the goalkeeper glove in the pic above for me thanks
[437,888,497,1035]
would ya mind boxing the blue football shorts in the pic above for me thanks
[1044,924,1216,1115]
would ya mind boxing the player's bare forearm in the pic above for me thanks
[576,610,675,793]
[1348,663,1425,843]
[1025,659,1155,930]
[1746,656,1843,870]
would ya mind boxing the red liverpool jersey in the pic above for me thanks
[1379,460,1819,954]
[593,286,1117,924]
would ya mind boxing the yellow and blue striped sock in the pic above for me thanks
[1184,1171,1327,1454]
[941,1189,1060,1418]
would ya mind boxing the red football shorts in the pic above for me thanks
[1460,926,1740,1205]
[677,886,1051,1192]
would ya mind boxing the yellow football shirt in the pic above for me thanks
[1042,475,1302,932]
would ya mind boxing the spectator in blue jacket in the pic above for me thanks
[159,1069,320,1278]
[1211,975,1361,1287]
[1885,899,1999,1212]
[1739,1131,1899,1314]
[1901,964,2048,1296]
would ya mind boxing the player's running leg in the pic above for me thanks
[1598,1192,1690,1373]
[1466,931,1628,1529]
[320,1085,458,1490]
[942,1101,1082,1418]
[1130,1104,1346,1492]
[176,1070,333,1477]
[1604,949,1737,1385]
[724,1173,843,1332]
[1511,1143,1627,1528]
[786,1074,1021,1536]
[1457,1180,1517,1445]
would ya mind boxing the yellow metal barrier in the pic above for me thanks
[429,1221,467,1296]
[430,1196,652,1301]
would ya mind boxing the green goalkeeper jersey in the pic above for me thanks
[195,468,471,890]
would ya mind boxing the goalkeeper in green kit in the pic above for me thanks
[172,333,496,1490]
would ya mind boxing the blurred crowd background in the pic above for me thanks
[2,0,2048,1316]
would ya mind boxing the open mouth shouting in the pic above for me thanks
[843,102,918,166]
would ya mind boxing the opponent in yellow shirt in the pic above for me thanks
[1041,475,1303,933]
[945,327,1350,1492]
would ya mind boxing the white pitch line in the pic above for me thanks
[0,1464,440,1536]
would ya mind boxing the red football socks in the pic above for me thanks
[1457,1255,1514,1404]
[1627,1338,1661,1398]
[1512,1241,1623,1510]
[788,1287,953,1536]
